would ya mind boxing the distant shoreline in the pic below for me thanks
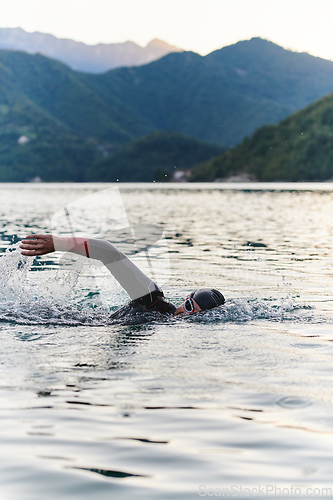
[2,181,333,191]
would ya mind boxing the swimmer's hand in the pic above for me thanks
[19,234,67,256]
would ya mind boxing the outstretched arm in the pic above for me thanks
[20,234,89,257]
[20,234,159,301]
[20,234,64,255]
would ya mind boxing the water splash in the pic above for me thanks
[0,245,110,325]
[0,244,32,303]
[185,297,317,324]
[0,245,322,327]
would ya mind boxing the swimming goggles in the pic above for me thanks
[184,296,194,313]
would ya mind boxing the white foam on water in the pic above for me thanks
[0,245,322,326]
[0,245,111,325]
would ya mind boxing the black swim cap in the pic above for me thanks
[191,289,225,311]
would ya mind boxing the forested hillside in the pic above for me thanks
[2,38,333,181]
[190,92,333,182]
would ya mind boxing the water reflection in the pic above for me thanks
[70,467,149,478]
[2,184,333,498]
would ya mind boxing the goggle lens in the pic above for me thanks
[184,297,194,313]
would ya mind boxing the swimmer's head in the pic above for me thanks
[191,289,225,310]
[174,288,225,316]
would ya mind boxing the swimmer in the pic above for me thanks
[20,234,225,318]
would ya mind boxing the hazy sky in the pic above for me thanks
[1,0,333,59]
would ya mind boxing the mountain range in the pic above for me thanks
[0,27,182,73]
[2,37,333,181]
[4,37,333,147]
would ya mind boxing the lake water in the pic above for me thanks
[1,183,333,499]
